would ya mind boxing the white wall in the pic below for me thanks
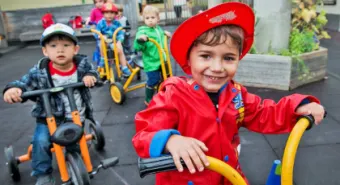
[253,0,291,52]
[0,0,93,11]
[317,3,340,15]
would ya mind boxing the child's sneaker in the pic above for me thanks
[122,66,131,77]
[35,174,55,185]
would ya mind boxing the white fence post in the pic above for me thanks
[0,7,8,48]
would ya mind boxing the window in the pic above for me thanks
[323,0,336,5]
[146,0,164,3]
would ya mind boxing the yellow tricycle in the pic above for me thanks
[91,27,145,105]
[136,34,173,92]
[138,115,319,185]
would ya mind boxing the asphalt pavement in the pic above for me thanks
[0,29,339,185]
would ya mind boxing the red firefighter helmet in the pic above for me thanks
[101,3,118,13]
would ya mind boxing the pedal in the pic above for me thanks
[101,157,119,169]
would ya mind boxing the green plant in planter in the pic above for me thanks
[290,0,330,53]
[280,0,331,80]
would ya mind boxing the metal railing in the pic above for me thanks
[163,0,208,25]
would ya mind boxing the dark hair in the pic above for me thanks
[187,25,244,58]
[42,34,76,46]
[93,0,105,4]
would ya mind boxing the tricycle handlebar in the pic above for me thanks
[138,155,184,178]
[21,81,103,99]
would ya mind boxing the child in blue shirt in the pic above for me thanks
[96,2,131,77]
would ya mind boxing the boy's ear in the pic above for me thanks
[187,60,191,66]
[74,45,80,55]
[42,47,49,57]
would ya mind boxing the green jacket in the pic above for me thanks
[134,25,166,72]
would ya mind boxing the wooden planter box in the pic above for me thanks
[234,47,328,90]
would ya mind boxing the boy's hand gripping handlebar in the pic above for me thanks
[138,155,248,185]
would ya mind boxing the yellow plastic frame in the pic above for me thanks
[281,117,312,185]
[147,36,173,81]
[91,28,145,93]
[199,117,312,185]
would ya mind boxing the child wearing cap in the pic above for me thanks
[134,5,172,106]
[3,23,99,185]
[96,2,131,77]
[132,2,326,185]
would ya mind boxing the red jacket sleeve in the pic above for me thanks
[132,87,180,158]
[240,85,320,134]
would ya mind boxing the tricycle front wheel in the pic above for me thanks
[66,152,90,185]
[110,83,126,105]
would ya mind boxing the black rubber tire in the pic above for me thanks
[137,70,142,81]
[4,146,21,182]
[89,122,106,151]
[66,152,91,185]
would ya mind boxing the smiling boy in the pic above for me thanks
[132,2,325,185]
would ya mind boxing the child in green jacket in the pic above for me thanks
[134,5,171,106]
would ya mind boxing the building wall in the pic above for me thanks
[0,0,93,11]
[317,2,340,31]
[322,3,340,15]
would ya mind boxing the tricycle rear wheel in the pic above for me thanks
[88,122,105,151]
[4,146,21,182]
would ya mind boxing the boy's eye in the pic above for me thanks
[200,54,211,60]
[50,44,56,47]
[224,56,235,61]
[64,44,70,47]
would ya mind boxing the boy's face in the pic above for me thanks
[188,35,240,93]
[144,12,159,27]
[118,10,123,17]
[104,12,116,21]
[42,38,79,67]
[95,0,104,8]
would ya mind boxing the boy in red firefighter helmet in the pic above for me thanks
[132,2,326,185]
[96,2,131,77]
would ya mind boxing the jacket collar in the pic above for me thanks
[37,54,87,87]
[38,54,87,70]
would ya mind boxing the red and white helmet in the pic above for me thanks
[101,2,118,13]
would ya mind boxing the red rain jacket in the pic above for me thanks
[132,76,319,185]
